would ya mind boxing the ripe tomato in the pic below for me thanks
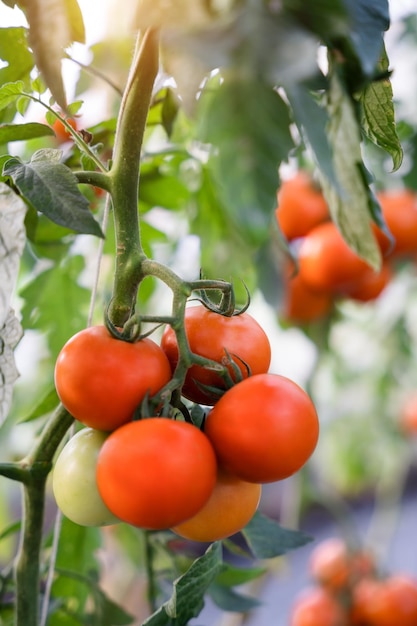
[289,587,347,626]
[52,428,120,527]
[171,468,261,542]
[309,537,374,592]
[204,373,319,483]
[374,189,417,257]
[281,263,333,324]
[52,116,78,142]
[298,222,372,294]
[161,305,271,405]
[341,263,392,303]
[399,393,417,435]
[276,172,329,241]
[54,325,172,431]
[352,574,417,626]
[96,418,217,530]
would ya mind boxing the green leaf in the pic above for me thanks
[242,512,312,559]
[199,80,294,247]
[19,255,90,359]
[209,583,261,612]
[0,27,34,85]
[64,0,86,44]
[3,152,104,238]
[0,519,21,542]
[360,47,403,172]
[0,81,25,113]
[319,70,382,270]
[143,542,223,626]
[19,386,60,422]
[0,122,55,143]
[214,562,266,588]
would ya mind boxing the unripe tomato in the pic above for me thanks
[96,418,217,530]
[289,586,347,626]
[276,172,329,241]
[298,221,372,294]
[204,373,319,483]
[161,305,271,405]
[171,469,261,542]
[54,325,172,431]
[52,428,120,527]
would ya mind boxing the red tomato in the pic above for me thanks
[374,189,417,257]
[171,468,261,542]
[281,263,333,324]
[341,263,393,302]
[52,117,78,142]
[298,222,372,294]
[161,305,271,405]
[204,373,319,483]
[54,325,172,431]
[399,393,417,435]
[276,172,329,241]
[289,587,347,626]
[96,418,217,529]
[352,574,417,626]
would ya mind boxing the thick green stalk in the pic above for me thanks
[108,29,160,326]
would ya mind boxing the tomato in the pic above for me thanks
[341,263,393,303]
[161,305,271,405]
[374,189,417,257]
[289,587,347,626]
[281,263,333,324]
[352,574,417,626]
[204,373,319,483]
[96,418,217,530]
[52,116,78,142]
[298,222,372,294]
[309,537,374,592]
[399,393,417,435]
[54,325,172,431]
[52,428,120,527]
[171,468,261,542]
[276,172,329,241]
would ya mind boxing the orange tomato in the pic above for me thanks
[399,393,417,435]
[52,116,78,142]
[341,263,393,302]
[351,574,417,626]
[298,222,372,294]
[281,263,333,323]
[289,587,347,626]
[374,189,417,257]
[171,469,261,542]
[309,537,374,592]
[276,172,329,241]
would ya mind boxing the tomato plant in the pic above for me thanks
[52,427,120,527]
[161,304,271,404]
[171,468,261,542]
[204,373,319,483]
[54,325,172,430]
[96,418,217,529]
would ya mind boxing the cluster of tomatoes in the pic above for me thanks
[290,536,417,625]
[276,172,417,324]
[52,304,319,542]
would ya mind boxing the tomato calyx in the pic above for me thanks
[194,275,250,318]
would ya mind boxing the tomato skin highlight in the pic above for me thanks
[171,469,261,542]
[161,305,271,405]
[52,428,120,527]
[96,418,217,530]
[54,325,172,431]
[204,373,319,483]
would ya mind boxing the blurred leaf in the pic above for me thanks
[0,27,34,85]
[215,562,266,587]
[0,122,55,143]
[209,583,261,612]
[19,254,90,359]
[19,386,59,422]
[64,0,85,44]
[0,81,25,113]
[28,213,75,261]
[319,70,382,270]
[360,48,403,172]
[3,150,104,238]
[242,512,312,559]
[0,311,23,426]
[24,0,71,109]
[200,80,294,247]
[0,520,21,542]
[143,542,223,625]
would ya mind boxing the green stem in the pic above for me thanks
[108,29,160,326]
[143,531,158,614]
[14,405,73,626]
[74,170,112,192]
